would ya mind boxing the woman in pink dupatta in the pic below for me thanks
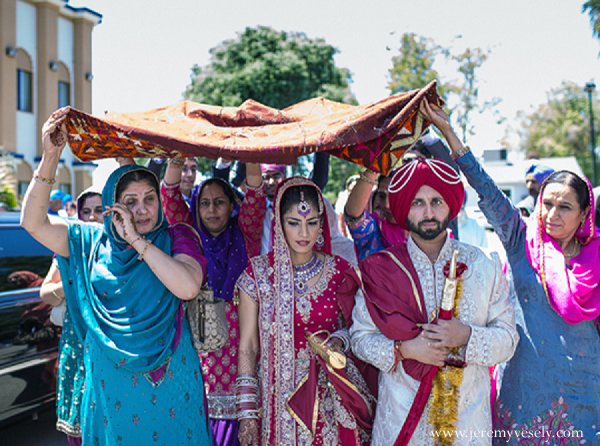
[235,177,374,446]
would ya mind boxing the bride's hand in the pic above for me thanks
[238,418,259,446]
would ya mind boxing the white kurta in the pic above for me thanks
[350,236,519,446]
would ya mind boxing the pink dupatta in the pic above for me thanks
[525,174,600,324]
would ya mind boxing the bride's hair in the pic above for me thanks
[279,185,321,218]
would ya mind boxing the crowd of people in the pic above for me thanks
[20,102,599,446]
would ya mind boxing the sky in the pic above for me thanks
[69,0,600,184]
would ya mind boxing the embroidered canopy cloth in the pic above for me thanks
[58,81,441,174]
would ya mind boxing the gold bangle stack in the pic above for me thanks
[359,171,377,186]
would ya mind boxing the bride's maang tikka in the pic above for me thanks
[297,190,312,217]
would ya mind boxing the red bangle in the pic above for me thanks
[392,340,404,372]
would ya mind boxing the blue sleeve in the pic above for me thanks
[456,152,526,256]
[347,212,385,260]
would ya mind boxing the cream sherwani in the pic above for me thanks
[350,236,518,446]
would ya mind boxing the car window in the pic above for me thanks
[0,225,52,292]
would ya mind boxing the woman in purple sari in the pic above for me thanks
[161,160,265,446]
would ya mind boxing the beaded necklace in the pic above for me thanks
[293,254,324,295]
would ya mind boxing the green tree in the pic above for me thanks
[387,33,501,142]
[0,152,18,209]
[387,33,450,99]
[184,26,355,109]
[583,0,600,40]
[451,47,502,141]
[184,26,358,196]
[518,81,599,184]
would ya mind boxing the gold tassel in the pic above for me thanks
[428,280,465,446]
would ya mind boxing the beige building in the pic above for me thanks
[0,0,101,204]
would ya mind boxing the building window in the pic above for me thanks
[58,81,70,108]
[17,69,33,112]
[59,183,71,196]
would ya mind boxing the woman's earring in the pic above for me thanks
[316,229,324,247]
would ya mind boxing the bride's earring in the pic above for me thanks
[316,229,324,247]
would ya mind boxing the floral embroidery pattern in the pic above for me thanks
[495,397,587,445]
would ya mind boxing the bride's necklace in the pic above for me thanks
[293,254,324,295]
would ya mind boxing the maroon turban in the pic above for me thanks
[387,158,464,230]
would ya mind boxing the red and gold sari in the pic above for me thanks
[236,177,373,445]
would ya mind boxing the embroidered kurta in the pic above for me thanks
[56,308,85,438]
[457,152,600,445]
[350,236,518,446]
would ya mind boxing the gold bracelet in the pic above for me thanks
[359,171,377,186]
[453,145,471,159]
[128,236,143,246]
[33,173,56,185]
[137,239,152,261]
[169,158,184,168]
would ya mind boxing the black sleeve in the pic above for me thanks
[212,163,231,182]
[310,152,330,190]
[231,162,247,188]
[146,158,166,179]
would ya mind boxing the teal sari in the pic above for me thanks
[57,165,211,445]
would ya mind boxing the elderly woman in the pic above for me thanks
[421,101,599,445]
[21,112,212,445]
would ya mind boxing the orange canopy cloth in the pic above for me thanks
[60,81,441,174]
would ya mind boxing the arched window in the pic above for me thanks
[16,49,33,113]
[56,62,71,108]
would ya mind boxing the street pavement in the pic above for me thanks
[0,408,65,446]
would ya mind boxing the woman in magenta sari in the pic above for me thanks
[160,160,265,446]
[235,177,373,446]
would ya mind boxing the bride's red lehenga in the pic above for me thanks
[235,177,374,446]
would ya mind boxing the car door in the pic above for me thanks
[0,218,57,426]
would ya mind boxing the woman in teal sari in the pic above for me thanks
[21,111,212,445]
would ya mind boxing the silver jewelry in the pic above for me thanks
[316,230,324,247]
[293,254,323,295]
[297,191,311,217]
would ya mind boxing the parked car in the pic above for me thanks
[0,211,57,427]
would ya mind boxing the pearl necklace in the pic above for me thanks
[293,254,324,295]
